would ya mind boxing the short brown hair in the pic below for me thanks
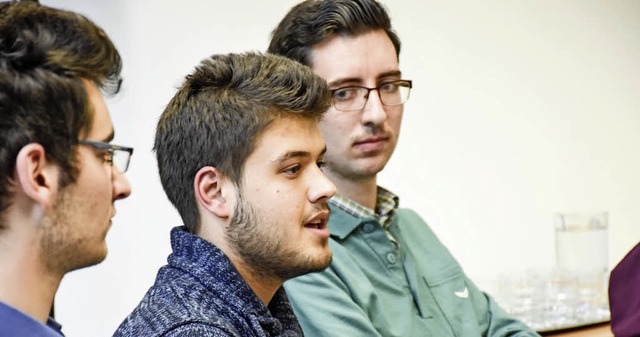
[154,52,331,233]
[0,2,122,223]
[268,0,401,67]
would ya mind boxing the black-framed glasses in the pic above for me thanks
[331,80,413,112]
[78,140,134,173]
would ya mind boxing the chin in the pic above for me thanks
[309,249,333,271]
[351,158,390,176]
[76,245,108,270]
[285,249,332,279]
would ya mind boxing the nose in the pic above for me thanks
[112,169,132,201]
[308,169,337,204]
[360,90,388,126]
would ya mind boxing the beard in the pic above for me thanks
[225,194,331,281]
[40,184,107,275]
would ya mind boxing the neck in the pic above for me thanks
[199,219,282,305]
[325,170,378,210]
[0,227,61,323]
[231,259,281,306]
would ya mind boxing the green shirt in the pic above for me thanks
[329,187,399,247]
[284,202,540,337]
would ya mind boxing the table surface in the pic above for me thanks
[540,322,612,337]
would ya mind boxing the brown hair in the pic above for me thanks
[154,52,331,233]
[0,2,122,223]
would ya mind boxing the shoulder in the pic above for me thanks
[396,208,432,230]
[114,270,233,337]
[395,208,461,265]
[0,302,62,337]
[394,208,443,243]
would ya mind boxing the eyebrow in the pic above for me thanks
[101,130,115,143]
[272,146,327,165]
[327,70,403,88]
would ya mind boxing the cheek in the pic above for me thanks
[391,108,404,125]
[274,193,306,223]
[321,118,350,143]
[85,183,112,214]
[321,111,352,129]
[249,188,297,217]
[81,169,113,208]
[78,151,113,192]
[93,170,113,198]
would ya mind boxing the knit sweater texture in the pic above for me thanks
[113,226,303,337]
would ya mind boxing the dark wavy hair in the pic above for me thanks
[154,52,331,233]
[0,2,122,223]
[268,0,401,67]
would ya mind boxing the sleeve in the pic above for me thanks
[400,208,541,336]
[466,277,542,337]
[284,269,384,337]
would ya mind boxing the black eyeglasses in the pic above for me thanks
[78,140,134,173]
[331,80,413,111]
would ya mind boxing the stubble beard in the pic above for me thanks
[40,185,107,275]
[225,194,331,281]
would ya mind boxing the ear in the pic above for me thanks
[14,143,59,208]
[194,166,232,219]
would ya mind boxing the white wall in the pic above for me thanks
[43,1,640,336]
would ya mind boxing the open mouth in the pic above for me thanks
[303,215,331,240]
[304,219,326,229]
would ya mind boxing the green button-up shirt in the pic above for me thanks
[284,198,540,337]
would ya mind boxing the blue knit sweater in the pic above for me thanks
[113,227,303,337]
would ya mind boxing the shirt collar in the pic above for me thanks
[376,186,400,227]
[327,187,400,239]
[328,186,399,221]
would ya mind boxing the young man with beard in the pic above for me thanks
[268,0,540,336]
[0,2,132,336]
[114,52,336,337]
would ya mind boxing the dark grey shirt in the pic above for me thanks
[113,227,303,337]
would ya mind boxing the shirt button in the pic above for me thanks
[386,252,397,264]
[363,223,375,233]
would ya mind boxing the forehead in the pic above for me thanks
[247,117,324,164]
[310,29,399,85]
[82,79,114,141]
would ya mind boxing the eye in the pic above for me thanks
[333,87,359,102]
[103,150,114,164]
[283,164,301,176]
[379,82,400,93]
[317,160,327,169]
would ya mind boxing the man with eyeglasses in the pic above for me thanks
[0,2,132,336]
[269,0,539,336]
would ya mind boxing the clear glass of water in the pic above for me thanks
[493,212,610,332]
[554,212,610,325]
[554,212,608,274]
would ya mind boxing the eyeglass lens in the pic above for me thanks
[112,150,131,173]
[334,81,411,111]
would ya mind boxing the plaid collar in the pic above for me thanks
[328,186,399,228]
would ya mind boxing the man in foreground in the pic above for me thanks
[0,2,132,336]
[114,52,336,336]
[268,0,540,335]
